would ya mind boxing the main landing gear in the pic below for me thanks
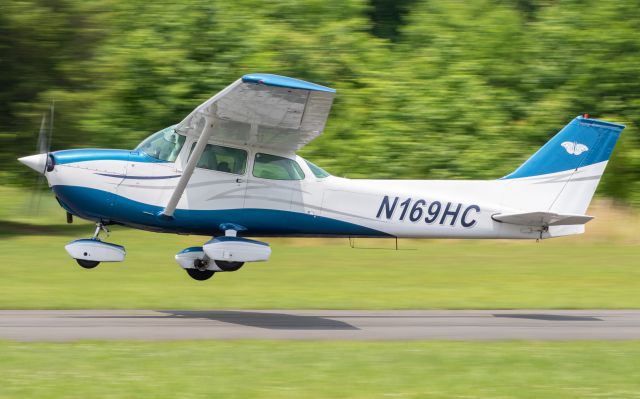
[187,258,217,281]
[174,247,246,281]
[64,223,126,269]
[174,229,269,281]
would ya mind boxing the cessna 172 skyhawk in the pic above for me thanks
[18,74,624,281]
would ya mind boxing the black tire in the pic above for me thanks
[214,260,244,272]
[186,268,215,281]
[76,259,100,269]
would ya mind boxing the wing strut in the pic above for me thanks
[159,116,214,219]
[159,79,244,219]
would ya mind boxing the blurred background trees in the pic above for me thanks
[1,0,639,205]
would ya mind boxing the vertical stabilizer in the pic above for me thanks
[501,116,624,215]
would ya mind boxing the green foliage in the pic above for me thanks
[1,0,639,204]
[2,341,640,398]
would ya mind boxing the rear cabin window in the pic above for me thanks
[190,143,247,175]
[253,153,305,180]
[136,126,186,162]
[304,159,331,178]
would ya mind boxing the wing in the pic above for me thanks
[160,74,335,219]
[175,73,336,152]
[492,211,594,227]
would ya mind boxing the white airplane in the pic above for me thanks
[18,74,625,281]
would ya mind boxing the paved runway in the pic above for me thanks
[1,310,639,341]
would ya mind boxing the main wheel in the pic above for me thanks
[76,259,100,269]
[186,268,215,281]
[215,260,244,272]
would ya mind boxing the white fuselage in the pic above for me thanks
[44,137,605,240]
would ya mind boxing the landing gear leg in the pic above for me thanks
[92,223,110,240]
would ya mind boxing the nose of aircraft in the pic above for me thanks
[18,153,48,174]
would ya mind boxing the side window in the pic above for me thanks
[190,143,247,175]
[253,153,305,180]
[304,159,331,178]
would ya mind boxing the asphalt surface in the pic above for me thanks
[1,310,639,341]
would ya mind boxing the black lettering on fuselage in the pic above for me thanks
[461,205,480,228]
[376,196,481,228]
[439,202,462,226]
[376,196,399,219]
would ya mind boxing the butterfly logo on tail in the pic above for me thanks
[561,141,589,156]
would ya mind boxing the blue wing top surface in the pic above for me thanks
[242,73,336,93]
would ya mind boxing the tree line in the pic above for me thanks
[1,0,638,205]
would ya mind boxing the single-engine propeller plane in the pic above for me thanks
[18,74,625,281]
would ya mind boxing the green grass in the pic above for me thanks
[1,340,639,398]
[0,186,639,309]
[1,224,639,309]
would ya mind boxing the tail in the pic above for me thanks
[501,115,624,216]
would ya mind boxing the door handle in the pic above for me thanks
[236,178,244,183]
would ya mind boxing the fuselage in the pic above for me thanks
[25,113,625,242]
[43,141,582,241]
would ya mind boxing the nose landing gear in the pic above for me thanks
[65,223,126,269]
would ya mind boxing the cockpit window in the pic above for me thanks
[136,126,186,162]
[253,153,305,180]
[304,159,331,178]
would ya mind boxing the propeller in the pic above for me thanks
[38,100,54,155]
[23,101,55,214]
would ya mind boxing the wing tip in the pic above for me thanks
[242,73,336,93]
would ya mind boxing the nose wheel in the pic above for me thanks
[76,259,100,269]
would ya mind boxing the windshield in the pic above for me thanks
[304,159,331,178]
[136,126,185,162]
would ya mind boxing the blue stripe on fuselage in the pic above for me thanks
[52,149,167,165]
[52,185,388,237]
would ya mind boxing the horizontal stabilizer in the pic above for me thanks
[492,212,594,227]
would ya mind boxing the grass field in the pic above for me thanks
[0,186,639,309]
[1,192,639,398]
[1,340,639,398]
